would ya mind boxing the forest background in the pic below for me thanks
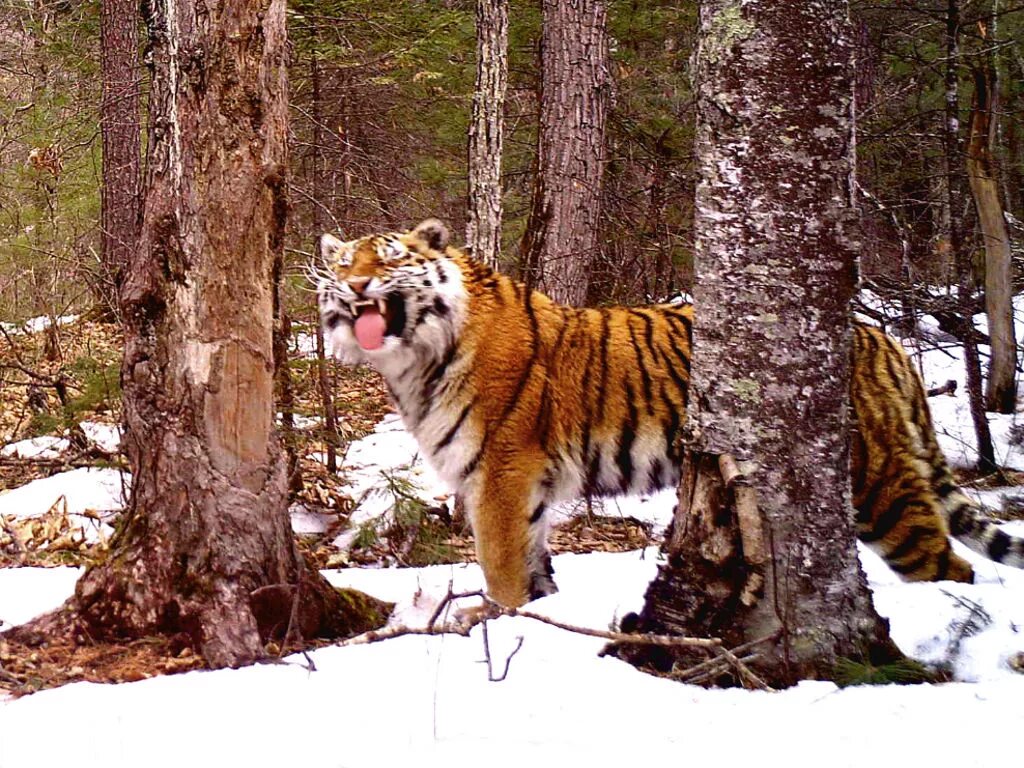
[0,0,1021,695]
[2,0,1021,326]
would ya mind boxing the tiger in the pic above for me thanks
[316,218,1024,608]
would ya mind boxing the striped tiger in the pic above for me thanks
[316,218,1024,608]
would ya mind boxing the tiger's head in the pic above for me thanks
[316,219,468,368]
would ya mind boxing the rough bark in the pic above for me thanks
[613,0,896,687]
[466,0,508,269]
[98,0,141,313]
[966,65,1016,414]
[519,0,609,304]
[5,0,390,667]
[274,307,302,494]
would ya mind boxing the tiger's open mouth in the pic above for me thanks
[349,295,406,350]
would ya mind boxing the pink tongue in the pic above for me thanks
[354,307,387,350]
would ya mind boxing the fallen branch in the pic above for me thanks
[331,589,776,689]
[671,631,781,691]
[517,607,720,650]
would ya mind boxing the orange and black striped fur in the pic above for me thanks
[316,219,1024,608]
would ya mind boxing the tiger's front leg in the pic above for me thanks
[465,461,557,608]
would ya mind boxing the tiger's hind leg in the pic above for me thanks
[465,460,555,608]
[526,503,557,600]
[850,328,974,582]
[851,430,974,582]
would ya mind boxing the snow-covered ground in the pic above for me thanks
[0,314,79,336]
[1,299,1024,767]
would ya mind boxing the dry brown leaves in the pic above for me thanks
[550,514,656,554]
[0,633,205,697]
[0,498,110,568]
[0,319,123,443]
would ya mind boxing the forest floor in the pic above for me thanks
[1,302,1024,766]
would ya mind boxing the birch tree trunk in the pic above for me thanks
[466,0,508,269]
[519,0,609,304]
[612,0,896,686]
[6,0,389,668]
[966,65,1017,414]
[98,0,141,313]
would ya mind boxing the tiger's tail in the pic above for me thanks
[941,485,1024,570]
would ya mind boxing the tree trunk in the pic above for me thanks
[612,0,896,687]
[6,0,389,668]
[310,52,341,474]
[519,0,609,305]
[98,0,141,314]
[944,0,997,468]
[274,307,302,494]
[966,65,1016,414]
[466,0,508,269]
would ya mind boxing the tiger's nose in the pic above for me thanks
[347,276,371,295]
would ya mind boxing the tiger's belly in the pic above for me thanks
[540,427,682,506]
[406,404,680,506]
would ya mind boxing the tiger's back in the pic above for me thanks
[318,219,1024,607]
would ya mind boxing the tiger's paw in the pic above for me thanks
[528,572,558,601]
[528,551,558,600]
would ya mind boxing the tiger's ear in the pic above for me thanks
[411,219,450,251]
[319,233,348,266]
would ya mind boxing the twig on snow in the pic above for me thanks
[481,621,524,682]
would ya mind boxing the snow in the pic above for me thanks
[0,422,121,460]
[0,467,127,520]
[0,567,81,629]
[0,467,126,543]
[0,436,69,460]
[292,331,319,357]
[0,548,1021,767]
[79,422,121,454]
[2,295,1024,767]
[0,314,79,336]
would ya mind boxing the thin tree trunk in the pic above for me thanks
[98,0,141,314]
[6,0,389,667]
[612,0,896,687]
[945,0,997,467]
[466,0,508,268]
[310,52,340,474]
[1003,84,1023,217]
[966,64,1016,414]
[519,0,609,305]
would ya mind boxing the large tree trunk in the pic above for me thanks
[612,0,896,687]
[98,0,141,314]
[466,0,508,269]
[966,64,1016,414]
[6,0,389,668]
[519,0,609,304]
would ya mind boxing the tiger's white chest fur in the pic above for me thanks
[323,254,481,490]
